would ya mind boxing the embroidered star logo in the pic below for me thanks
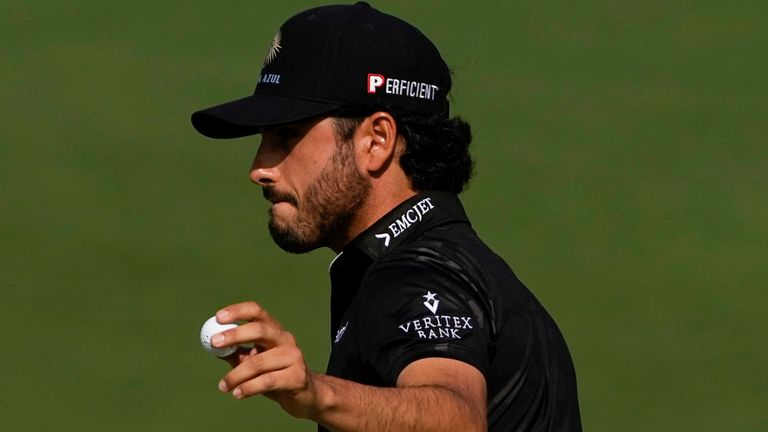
[422,291,440,314]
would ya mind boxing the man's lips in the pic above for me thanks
[263,187,298,206]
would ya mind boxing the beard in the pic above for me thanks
[264,140,371,253]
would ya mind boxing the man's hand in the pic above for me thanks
[210,301,487,431]
[212,301,321,419]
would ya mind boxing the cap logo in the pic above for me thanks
[264,30,282,65]
[367,74,385,93]
[366,73,439,101]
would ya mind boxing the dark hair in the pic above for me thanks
[332,107,474,193]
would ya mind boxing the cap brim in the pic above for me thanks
[191,94,341,139]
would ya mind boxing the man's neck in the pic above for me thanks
[328,185,418,253]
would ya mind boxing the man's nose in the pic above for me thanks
[249,152,280,186]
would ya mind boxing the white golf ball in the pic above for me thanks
[200,316,238,357]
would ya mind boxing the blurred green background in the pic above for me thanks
[2,0,766,430]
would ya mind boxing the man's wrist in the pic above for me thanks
[305,372,338,423]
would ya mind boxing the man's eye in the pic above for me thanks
[278,128,298,140]
[270,126,300,142]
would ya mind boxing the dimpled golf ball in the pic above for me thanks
[200,316,238,357]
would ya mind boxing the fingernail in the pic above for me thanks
[218,380,228,392]
[211,334,225,347]
[217,309,230,321]
[233,388,243,399]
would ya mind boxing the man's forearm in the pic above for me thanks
[309,373,486,432]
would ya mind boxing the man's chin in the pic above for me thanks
[267,221,320,254]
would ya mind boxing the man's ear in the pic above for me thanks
[356,112,399,173]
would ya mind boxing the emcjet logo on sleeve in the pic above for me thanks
[374,197,434,247]
[397,291,474,340]
[367,73,439,100]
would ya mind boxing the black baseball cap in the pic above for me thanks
[191,2,451,139]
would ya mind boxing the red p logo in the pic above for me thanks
[367,74,385,94]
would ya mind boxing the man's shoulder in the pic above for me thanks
[371,222,477,269]
[359,221,509,301]
[384,221,508,275]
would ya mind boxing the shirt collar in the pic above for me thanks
[340,190,470,262]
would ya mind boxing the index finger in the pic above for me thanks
[216,301,280,327]
[213,320,288,351]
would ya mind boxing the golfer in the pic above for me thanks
[192,3,582,431]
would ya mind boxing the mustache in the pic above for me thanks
[263,186,298,206]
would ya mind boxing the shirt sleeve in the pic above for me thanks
[353,253,493,385]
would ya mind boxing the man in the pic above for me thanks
[191,2,581,431]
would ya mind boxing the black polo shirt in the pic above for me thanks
[324,191,582,431]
